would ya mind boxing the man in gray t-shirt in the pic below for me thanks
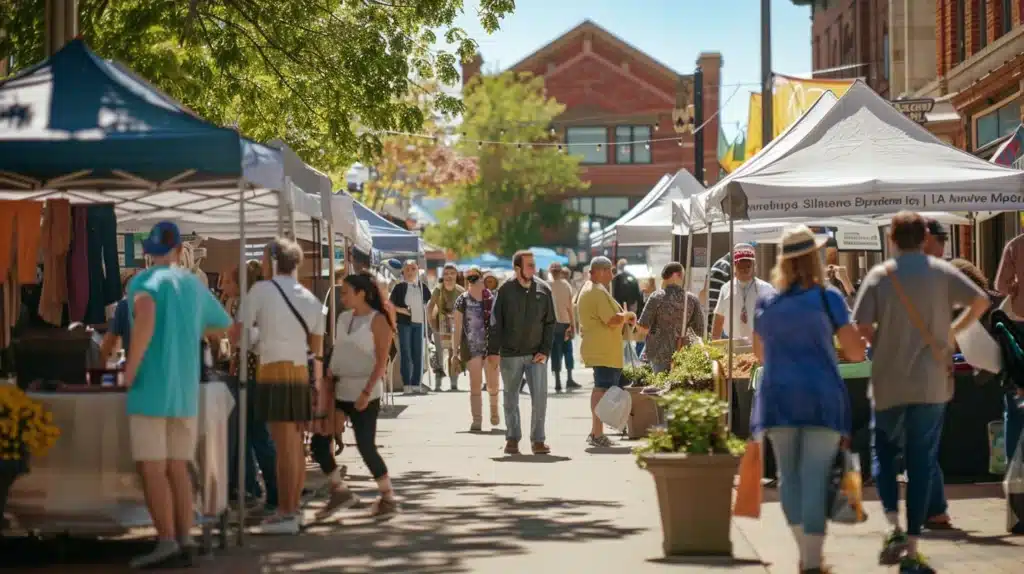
[851,212,988,570]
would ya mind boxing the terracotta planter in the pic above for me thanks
[626,387,661,439]
[0,452,29,530]
[642,452,739,556]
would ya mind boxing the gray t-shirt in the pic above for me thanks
[852,253,985,411]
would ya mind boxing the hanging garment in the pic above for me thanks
[67,206,90,322]
[0,201,43,285]
[83,204,122,325]
[38,199,72,326]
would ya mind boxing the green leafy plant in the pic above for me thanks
[634,390,744,467]
[621,364,654,387]
[661,344,720,392]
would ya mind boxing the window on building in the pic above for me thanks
[957,0,967,62]
[882,28,890,81]
[814,36,821,69]
[566,127,608,164]
[976,100,1022,149]
[614,126,653,164]
[1003,0,1013,36]
[979,0,988,49]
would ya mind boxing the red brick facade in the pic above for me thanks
[809,0,890,97]
[462,20,721,201]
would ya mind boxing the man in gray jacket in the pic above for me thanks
[488,250,556,456]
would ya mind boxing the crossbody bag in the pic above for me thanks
[885,264,953,374]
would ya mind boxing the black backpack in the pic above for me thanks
[989,309,1024,392]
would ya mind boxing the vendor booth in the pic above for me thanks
[353,198,423,257]
[700,81,1024,479]
[0,39,326,549]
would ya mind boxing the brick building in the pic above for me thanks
[461,20,721,250]
[917,0,1024,275]
[800,0,891,97]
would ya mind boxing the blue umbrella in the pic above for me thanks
[528,247,569,270]
[456,252,513,270]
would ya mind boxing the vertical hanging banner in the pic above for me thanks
[771,74,853,140]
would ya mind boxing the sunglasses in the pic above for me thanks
[466,275,481,283]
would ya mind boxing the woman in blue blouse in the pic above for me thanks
[752,225,866,574]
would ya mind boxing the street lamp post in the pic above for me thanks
[760,0,773,145]
[693,65,704,185]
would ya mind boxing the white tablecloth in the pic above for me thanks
[6,382,234,535]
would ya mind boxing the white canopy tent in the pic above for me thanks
[707,81,1024,220]
[588,173,672,246]
[611,170,705,246]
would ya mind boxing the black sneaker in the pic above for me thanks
[899,553,936,574]
[879,528,909,565]
[566,380,582,391]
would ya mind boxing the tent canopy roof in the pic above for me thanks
[589,173,672,244]
[710,81,1024,220]
[353,199,422,255]
[612,170,704,245]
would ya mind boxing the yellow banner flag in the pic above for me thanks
[739,75,854,165]
[772,74,852,139]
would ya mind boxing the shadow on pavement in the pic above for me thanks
[3,470,642,573]
[490,455,572,463]
[647,556,768,568]
[584,446,634,455]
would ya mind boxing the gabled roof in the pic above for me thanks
[508,19,683,83]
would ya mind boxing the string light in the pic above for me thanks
[596,143,602,152]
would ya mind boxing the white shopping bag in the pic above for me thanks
[623,341,641,368]
[1004,432,1024,532]
[955,320,1002,374]
[595,386,631,432]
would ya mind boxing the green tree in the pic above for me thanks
[425,72,586,256]
[0,0,515,177]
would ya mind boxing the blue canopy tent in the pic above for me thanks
[352,199,422,256]
[529,246,570,270]
[456,252,513,271]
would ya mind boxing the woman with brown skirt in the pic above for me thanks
[241,237,329,535]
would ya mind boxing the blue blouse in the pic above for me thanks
[751,285,851,436]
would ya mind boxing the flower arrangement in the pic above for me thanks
[634,389,745,467]
[0,385,60,462]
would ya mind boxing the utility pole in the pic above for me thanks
[760,0,773,145]
[44,0,78,57]
[693,65,704,185]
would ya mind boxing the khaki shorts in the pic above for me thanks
[129,416,199,462]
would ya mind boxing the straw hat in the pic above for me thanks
[779,224,828,260]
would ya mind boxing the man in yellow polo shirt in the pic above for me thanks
[578,256,636,448]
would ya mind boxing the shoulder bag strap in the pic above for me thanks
[268,279,311,340]
[885,263,950,369]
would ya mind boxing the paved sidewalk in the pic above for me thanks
[5,370,1022,572]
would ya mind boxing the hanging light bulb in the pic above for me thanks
[500,129,506,137]
[517,143,522,151]
[644,142,650,151]
[477,141,483,150]
[677,139,683,147]
[550,127,556,137]
[557,144,564,153]
[654,124,659,132]
[596,143,602,152]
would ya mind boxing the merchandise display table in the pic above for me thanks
[5,382,234,542]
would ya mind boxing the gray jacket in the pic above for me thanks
[487,279,556,357]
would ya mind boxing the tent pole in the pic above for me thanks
[328,223,337,330]
[235,180,249,547]
[703,221,713,339]
[681,228,694,344]
[727,199,735,435]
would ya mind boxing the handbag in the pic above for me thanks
[732,441,763,518]
[885,264,953,374]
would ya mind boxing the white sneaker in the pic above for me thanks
[251,513,301,535]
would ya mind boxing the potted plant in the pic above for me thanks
[0,385,60,528]
[635,389,744,557]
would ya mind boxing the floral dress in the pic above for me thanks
[454,290,492,362]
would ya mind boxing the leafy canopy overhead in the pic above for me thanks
[425,72,587,256]
[0,0,515,177]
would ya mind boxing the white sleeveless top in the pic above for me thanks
[331,310,382,402]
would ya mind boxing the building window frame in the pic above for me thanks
[565,126,609,165]
[979,0,989,49]
[882,27,890,81]
[1003,0,1013,36]
[971,92,1022,151]
[957,0,967,63]
[614,125,653,164]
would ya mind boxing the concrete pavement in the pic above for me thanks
[4,369,1023,572]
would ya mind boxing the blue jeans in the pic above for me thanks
[871,404,946,536]
[767,426,841,535]
[397,322,424,389]
[550,324,575,375]
[1007,392,1024,461]
[500,356,548,443]
[227,383,279,507]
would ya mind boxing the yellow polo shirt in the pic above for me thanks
[578,283,624,369]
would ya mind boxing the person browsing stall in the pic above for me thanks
[123,222,232,568]
[712,244,776,341]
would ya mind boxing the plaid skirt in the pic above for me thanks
[250,361,312,422]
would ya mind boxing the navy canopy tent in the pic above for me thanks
[352,199,422,255]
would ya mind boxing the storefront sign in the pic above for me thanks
[834,226,882,252]
[890,98,935,123]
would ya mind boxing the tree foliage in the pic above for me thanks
[359,86,478,213]
[425,72,586,256]
[0,0,515,178]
